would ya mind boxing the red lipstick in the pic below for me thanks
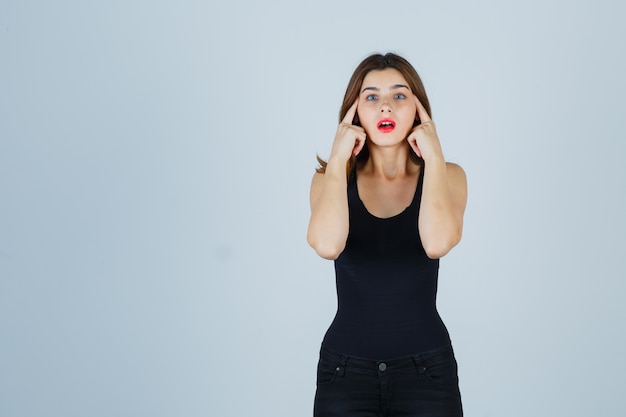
[377,118,396,133]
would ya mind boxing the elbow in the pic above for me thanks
[316,245,344,260]
[424,245,451,260]
[423,230,462,259]
[307,233,345,260]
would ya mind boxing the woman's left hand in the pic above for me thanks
[407,96,444,161]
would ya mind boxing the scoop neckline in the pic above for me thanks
[354,168,421,220]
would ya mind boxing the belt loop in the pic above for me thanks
[412,354,426,375]
[337,354,348,377]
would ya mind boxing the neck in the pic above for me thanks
[362,143,417,180]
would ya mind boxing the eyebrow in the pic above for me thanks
[361,84,410,93]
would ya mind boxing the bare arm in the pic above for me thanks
[307,159,350,259]
[418,160,467,258]
[408,96,468,259]
[307,100,366,260]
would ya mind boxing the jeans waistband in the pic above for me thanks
[319,343,454,371]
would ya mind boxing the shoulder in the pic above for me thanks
[309,172,325,205]
[310,171,325,189]
[445,162,465,175]
[445,162,467,203]
[445,162,466,184]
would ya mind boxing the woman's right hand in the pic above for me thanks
[329,99,366,162]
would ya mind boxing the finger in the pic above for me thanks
[353,134,366,156]
[414,95,431,123]
[342,98,359,124]
[411,144,421,158]
[407,133,421,157]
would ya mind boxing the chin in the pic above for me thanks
[368,132,405,146]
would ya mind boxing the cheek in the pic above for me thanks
[357,101,376,116]
[400,103,417,121]
[356,107,372,126]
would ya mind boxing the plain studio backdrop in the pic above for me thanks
[1,1,625,416]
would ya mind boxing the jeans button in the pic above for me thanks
[378,362,387,371]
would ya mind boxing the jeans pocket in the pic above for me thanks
[421,349,459,386]
[316,354,341,386]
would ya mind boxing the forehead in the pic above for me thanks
[361,68,409,88]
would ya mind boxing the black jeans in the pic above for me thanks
[313,344,463,417]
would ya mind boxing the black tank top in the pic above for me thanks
[321,167,451,359]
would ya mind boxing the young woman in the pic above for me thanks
[307,53,467,416]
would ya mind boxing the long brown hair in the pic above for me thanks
[316,52,431,176]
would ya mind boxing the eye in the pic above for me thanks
[394,93,407,99]
[365,94,378,101]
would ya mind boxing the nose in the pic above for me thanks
[380,98,392,113]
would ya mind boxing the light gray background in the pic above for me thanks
[1,1,625,416]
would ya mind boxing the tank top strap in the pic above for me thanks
[407,163,424,211]
[417,163,425,188]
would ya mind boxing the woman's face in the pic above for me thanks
[356,68,417,147]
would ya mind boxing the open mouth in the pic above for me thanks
[377,119,396,133]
